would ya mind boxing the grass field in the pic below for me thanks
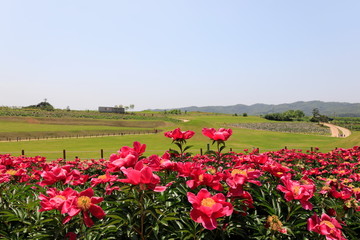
[0,112,359,160]
[0,116,168,141]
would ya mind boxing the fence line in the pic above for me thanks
[0,129,159,142]
[14,146,322,161]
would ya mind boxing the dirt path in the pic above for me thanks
[321,123,352,138]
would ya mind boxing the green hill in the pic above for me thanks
[157,101,360,117]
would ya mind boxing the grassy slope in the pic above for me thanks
[0,113,358,160]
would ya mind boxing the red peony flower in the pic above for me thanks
[202,128,232,141]
[63,188,105,227]
[186,168,224,191]
[107,142,146,171]
[90,172,119,187]
[277,174,315,210]
[164,128,195,141]
[261,160,292,178]
[146,153,176,171]
[115,141,146,158]
[226,168,262,187]
[353,187,360,200]
[132,141,147,156]
[225,168,261,200]
[108,152,139,171]
[90,172,120,195]
[119,161,167,192]
[38,187,77,214]
[38,165,89,186]
[187,188,233,230]
[175,161,200,177]
[38,166,68,186]
[307,213,346,240]
[330,186,353,200]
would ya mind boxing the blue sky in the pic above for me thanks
[1,1,359,110]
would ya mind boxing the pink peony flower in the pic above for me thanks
[307,213,346,240]
[119,161,167,192]
[277,174,315,210]
[202,128,232,141]
[187,188,233,230]
[164,128,195,141]
[63,188,105,227]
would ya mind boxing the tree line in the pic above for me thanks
[264,109,331,122]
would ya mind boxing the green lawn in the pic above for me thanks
[0,113,358,160]
[0,117,166,132]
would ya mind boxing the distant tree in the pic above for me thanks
[312,108,320,117]
[294,110,305,119]
[24,101,54,111]
[264,110,305,121]
[243,113,248,117]
[310,108,330,122]
[168,109,181,115]
[283,110,305,121]
[66,106,71,111]
[129,104,135,110]
[264,112,288,121]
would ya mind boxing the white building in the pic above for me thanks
[98,106,125,114]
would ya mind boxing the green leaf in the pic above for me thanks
[183,145,193,151]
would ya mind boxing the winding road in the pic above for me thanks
[321,123,352,138]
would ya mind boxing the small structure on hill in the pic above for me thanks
[98,106,125,114]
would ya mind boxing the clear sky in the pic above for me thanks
[1,1,359,111]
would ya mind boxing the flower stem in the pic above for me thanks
[139,190,145,240]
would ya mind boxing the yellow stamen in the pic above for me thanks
[201,198,216,207]
[231,169,247,176]
[77,196,91,210]
[198,174,204,182]
[342,179,350,183]
[320,220,335,229]
[299,179,309,185]
[5,170,17,175]
[293,185,301,195]
[353,187,360,194]
[55,195,66,200]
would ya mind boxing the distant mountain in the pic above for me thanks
[153,101,360,117]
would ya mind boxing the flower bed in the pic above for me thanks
[0,128,359,239]
[230,122,330,135]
